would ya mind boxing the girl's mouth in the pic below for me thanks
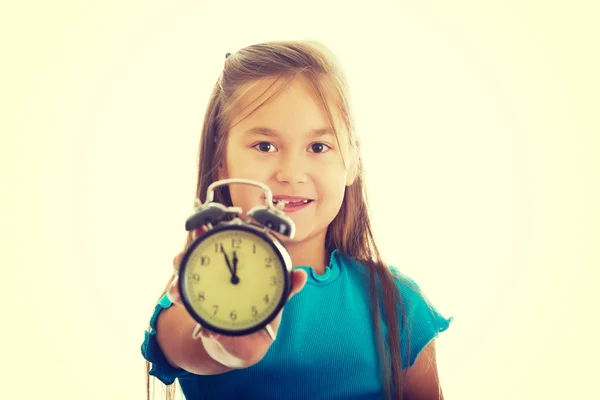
[272,196,314,212]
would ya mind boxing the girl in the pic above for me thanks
[141,40,452,400]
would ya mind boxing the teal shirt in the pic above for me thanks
[141,249,452,399]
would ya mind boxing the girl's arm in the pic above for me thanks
[155,303,235,375]
[403,340,445,400]
[156,292,300,374]
[155,249,308,375]
[154,227,308,376]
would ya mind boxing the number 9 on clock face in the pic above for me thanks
[178,224,292,336]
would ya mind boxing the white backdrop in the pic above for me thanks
[2,1,598,399]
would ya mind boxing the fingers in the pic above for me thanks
[173,227,206,272]
[288,269,308,300]
[172,252,183,272]
[254,271,306,345]
[169,226,207,306]
[166,275,182,305]
[192,227,206,240]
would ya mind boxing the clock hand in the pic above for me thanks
[220,244,234,274]
[232,250,238,277]
[220,244,240,285]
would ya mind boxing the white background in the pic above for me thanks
[2,1,598,399]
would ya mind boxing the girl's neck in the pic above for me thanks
[285,230,329,275]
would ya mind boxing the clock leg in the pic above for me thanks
[192,323,203,340]
[264,324,276,341]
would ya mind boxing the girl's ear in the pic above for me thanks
[345,139,360,186]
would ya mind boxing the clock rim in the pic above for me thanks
[178,223,293,336]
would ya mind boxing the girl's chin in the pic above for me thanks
[271,230,311,247]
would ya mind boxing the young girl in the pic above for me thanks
[141,40,452,400]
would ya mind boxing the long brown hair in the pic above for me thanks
[146,40,409,400]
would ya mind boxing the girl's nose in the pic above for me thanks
[275,155,307,184]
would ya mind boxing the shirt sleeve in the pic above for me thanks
[391,268,453,369]
[141,294,192,385]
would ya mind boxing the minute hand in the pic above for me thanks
[220,244,235,275]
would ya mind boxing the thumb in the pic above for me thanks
[288,269,308,300]
[166,275,182,306]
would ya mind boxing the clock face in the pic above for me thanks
[180,226,289,334]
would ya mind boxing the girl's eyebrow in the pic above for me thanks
[245,127,334,138]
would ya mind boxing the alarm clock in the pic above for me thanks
[178,178,296,341]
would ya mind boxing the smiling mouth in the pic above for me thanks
[272,199,312,206]
[267,195,315,211]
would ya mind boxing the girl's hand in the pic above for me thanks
[167,227,308,368]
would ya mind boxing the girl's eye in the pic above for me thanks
[254,142,277,153]
[308,142,331,153]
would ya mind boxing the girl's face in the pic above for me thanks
[219,76,356,245]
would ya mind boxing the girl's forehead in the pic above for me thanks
[230,76,346,137]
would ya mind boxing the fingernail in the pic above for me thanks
[169,275,179,290]
[166,289,175,304]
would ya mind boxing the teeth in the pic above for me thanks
[273,199,310,206]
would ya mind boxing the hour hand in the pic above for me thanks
[232,251,238,275]
[220,244,239,284]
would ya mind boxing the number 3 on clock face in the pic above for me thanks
[179,224,292,336]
